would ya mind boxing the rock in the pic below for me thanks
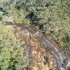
[15,32,19,37]
[5,24,68,70]
[68,62,70,70]
[19,29,29,36]
[20,41,26,47]
[5,25,14,31]
[33,31,40,37]
[68,67,70,70]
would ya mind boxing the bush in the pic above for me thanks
[0,24,29,70]
[0,11,3,20]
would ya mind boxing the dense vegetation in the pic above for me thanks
[0,0,70,56]
[0,24,32,70]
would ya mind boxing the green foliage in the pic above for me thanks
[0,11,3,20]
[0,0,70,56]
[0,24,30,70]
[12,8,30,24]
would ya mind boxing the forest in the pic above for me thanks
[0,0,70,70]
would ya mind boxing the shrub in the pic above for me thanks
[0,24,29,70]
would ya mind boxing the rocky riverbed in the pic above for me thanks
[5,23,69,70]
